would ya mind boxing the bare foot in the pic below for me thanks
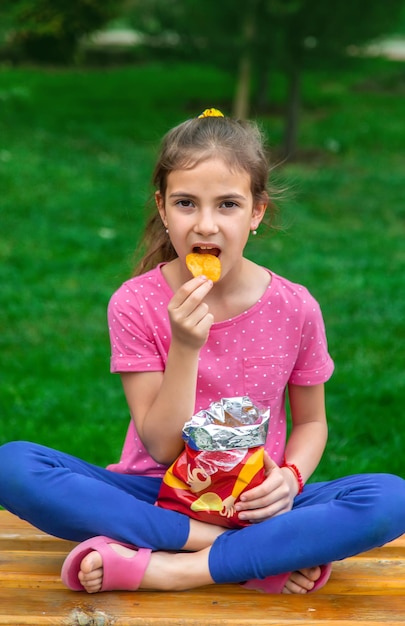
[78,544,322,595]
[77,519,225,593]
[78,549,105,593]
[282,566,322,594]
[78,544,213,594]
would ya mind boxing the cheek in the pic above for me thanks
[226,226,251,251]
[167,215,190,235]
[166,220,190,252]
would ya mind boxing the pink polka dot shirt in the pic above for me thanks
[107,265,334,477]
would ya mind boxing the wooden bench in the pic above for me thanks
[0,510,404,625]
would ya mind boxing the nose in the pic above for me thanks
[194,208,219,236]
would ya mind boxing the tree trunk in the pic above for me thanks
[255,64,271,113]
[282,65,301,159]
[233,53,252,119]
[232,5,257,119]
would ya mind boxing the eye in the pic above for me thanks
[220,200,238,209]
[175,199,194,208]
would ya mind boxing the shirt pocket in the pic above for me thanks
[243,355,289,406]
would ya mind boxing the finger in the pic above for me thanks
[173,308,213,348]
[238,482,271,504]
[238,469,284,505]
[170,276,213,310]
[263,451,278,476]
[190,306,215,335]
[169,288,214,332]
[240,499,291,522]
[239,491,285,514]
[238,490,284,516]
[237,481,292,519]
[241,507,284,523]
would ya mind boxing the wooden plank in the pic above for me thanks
[0,588,405,625]
[1,511,405,625]
[0,513,75,552]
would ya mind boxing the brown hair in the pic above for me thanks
[133,115,277,276]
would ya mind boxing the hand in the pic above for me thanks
[235,452,297,523]
[168,276,214,350]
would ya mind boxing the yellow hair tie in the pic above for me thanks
[198,108,224,118]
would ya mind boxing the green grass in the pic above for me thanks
[1,58,404,480]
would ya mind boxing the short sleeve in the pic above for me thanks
[289,292,334,386]
[107,282,166,373]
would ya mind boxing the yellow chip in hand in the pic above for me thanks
[186,253,221,282]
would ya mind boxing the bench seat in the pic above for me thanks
[0,510,404,625]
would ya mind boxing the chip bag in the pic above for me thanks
[157,397,270,528]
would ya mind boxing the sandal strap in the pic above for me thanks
[98,540,152,591]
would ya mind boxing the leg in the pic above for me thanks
[1,441,318,593]
[70,538,326,593]
[75,520,322,594]
[73,473,405,593]
[209,473,405,583]
[0,441,198,549]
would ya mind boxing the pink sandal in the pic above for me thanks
[61,535,152,592]
[241,562,332,594]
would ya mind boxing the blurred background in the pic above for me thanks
[1,0,404,481]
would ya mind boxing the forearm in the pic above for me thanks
[283,383,329,492]
[121,276,215,465]
[138,341,200,464]
[283,420,328,484]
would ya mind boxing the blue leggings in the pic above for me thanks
[1,441,405,584]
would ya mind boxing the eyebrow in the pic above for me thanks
[168,191,248,201]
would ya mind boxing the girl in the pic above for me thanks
[1,110,405,595]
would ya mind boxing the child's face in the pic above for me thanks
[156,157,266,282]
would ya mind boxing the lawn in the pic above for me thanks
[1,57,404,481]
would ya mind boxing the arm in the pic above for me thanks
[282,383,328,484]
[235,383,328,523]
[121,275,214,465]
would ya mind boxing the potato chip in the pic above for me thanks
[186,253,221,282]
[190,492,223,512]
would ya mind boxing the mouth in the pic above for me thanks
[192,245,221,257]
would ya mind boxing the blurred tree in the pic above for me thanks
[260,0,405,157]
[125,0,242,66]
[0,0,125,63]
[126,0,404,157]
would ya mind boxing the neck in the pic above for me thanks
[162,259,270,323]
[205,260,271,321]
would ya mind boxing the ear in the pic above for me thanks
[251,198,267,231]
[155,191,167,227]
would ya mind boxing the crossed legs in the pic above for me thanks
[2,442,405,595]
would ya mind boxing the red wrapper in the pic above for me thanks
[156,397,269,528]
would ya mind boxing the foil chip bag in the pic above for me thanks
[157,397,270,528]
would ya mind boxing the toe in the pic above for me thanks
[283,568,320,594]
[80,550,103,574]
[301,566,321,584]
[78,550,104,593]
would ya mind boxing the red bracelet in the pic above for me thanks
[282,460,304,495]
